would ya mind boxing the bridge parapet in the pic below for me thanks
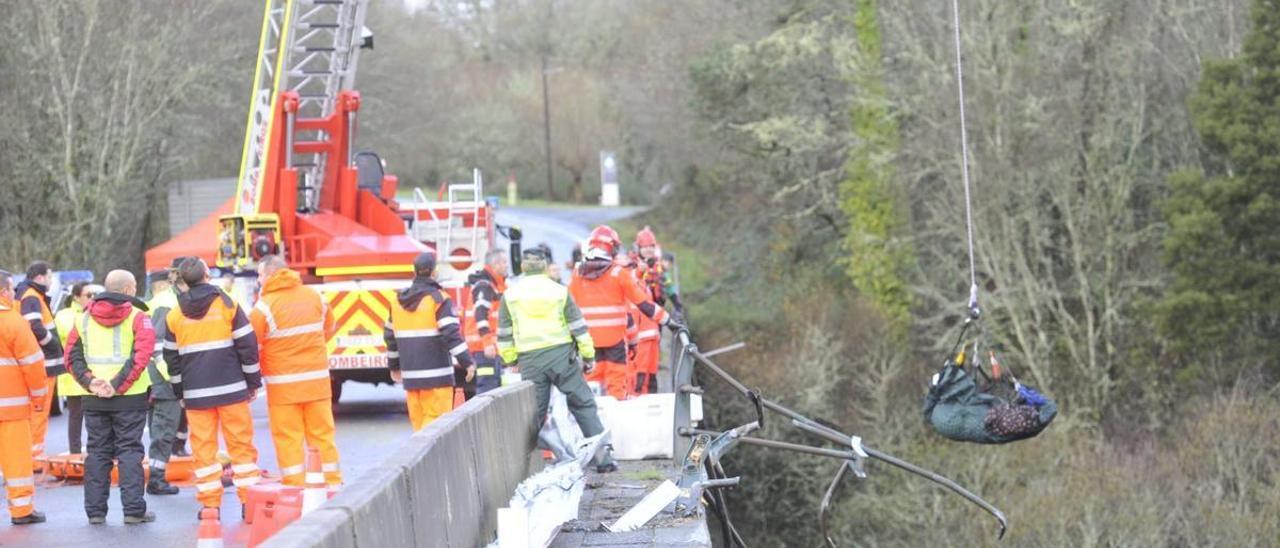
[261,382,543,548]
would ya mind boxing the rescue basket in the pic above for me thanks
[923,360,1057,445]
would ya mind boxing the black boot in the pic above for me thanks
[147,469,180,495]
[12,510,46,525]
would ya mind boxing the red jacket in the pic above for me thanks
[568,258,667,349]
[65,293,156,410]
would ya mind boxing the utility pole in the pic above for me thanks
[541,50,555,201]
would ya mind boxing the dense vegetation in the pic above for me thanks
[2,0,1277,545]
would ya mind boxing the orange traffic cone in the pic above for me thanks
[197,508,224,548]
[301,448,326,515]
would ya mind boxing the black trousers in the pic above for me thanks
[84,408,148,517]
[66,396,85,453]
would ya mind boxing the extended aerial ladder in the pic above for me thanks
[148,0,512,399]
[217,0,415,278]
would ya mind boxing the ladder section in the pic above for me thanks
[285,0,370,212]
[234,0,296,216]
[409,170,490,270]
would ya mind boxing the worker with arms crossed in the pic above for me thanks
[384,252,473,431]
[0,270,49,525]
[65,270,157,524]
[250,255,342,491]
[498,247,618,472]
[162,258,262,522]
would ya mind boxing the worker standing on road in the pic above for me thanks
[250,255,342,490]
[142,261,187,496]
[54,281,99,455]
[65,270,157,524]
[464,249,509,395]
[568,226,680,400]
[162,258,262,521]
[497,247,617,472]
[0,270,49,525]
[385,252,473,431]
[16,261,63,467]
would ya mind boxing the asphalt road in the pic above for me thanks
[495,206,646,268]
[0,205,641,547]
[0,382,410,547]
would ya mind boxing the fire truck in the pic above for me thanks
[145,0,517,402]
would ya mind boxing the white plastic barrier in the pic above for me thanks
[596,393,702,460]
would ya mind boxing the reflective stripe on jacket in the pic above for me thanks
[55,303,91,397]
[464,267,506,353]
[75,308,153,397]
[497,274,594,364]
[250,268,334,405]
[20,285,64,377]
[146,289,180,382]
[163,286,261,410]
[0,295,48,421]
[568,264,667,348]
[384,285,470,391]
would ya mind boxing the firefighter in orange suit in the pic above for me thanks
[568,226,680,400]
[0,270,48,525]
[161,258,262,521]
[385,252,474,431]
[16,261,62,466]
[464,249,509,395]
[249,255,342,491]
[630,227,666,395]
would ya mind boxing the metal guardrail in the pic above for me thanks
[261,382,543,548]
[668,333,1009,546]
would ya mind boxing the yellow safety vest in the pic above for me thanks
[80,309,152,396]
[146,290,179,380]
[55,303,91,397]
[500,275,578,362]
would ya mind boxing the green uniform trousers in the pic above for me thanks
[520,343,605,437]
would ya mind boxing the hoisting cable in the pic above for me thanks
[951,0,980,319]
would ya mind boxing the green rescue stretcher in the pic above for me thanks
[923,354,1057,445]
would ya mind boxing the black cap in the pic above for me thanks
[522,247,548,261]
[169,256,196,271]
[414,251,437,275]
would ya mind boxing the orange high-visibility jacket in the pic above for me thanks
[163,283,262,410]
[463,266,506,353]
[250,269,335,406]
[568,260,668,349]
[385,279,473,391]
[17,282,63,377]
[0,294,48,421]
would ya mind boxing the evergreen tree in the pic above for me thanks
[1160,0,1280,381]
[838,0,914,335]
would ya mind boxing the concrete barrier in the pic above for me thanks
[262,382,542,548]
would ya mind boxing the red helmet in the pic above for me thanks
[635,226,658,248]
[588,225,622,255]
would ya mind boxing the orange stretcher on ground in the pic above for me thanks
[41,453,197,485]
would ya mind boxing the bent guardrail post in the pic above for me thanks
[671,330,697,460]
